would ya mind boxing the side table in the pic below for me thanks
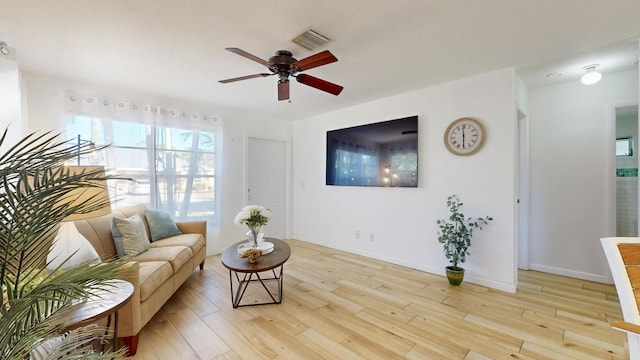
[59,279,134,353]
[221,238,291,308]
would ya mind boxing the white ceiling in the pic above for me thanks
[1,1,639,120]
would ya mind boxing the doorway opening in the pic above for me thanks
[517,109,530,274]
[615,105,639,236]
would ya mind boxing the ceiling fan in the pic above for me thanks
[219,48,344,101]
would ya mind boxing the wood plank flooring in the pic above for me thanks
[130,239,627,359]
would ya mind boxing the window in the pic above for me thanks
[616,137,634,157]
[66,114,217,222]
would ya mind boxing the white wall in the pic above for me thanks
[293,68,518,292]
[22,72,292,255]
[528,69,639,283]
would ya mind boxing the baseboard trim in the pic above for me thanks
[529,263,611,284]
[296,238,517,293]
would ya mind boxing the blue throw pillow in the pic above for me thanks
[111,217,126,258]
[144,209,182,241]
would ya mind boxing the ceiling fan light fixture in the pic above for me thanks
[220,47,342,101]
[292,28,331,51]
[580,64,602,85]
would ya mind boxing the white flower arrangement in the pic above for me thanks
[234,205,270,245]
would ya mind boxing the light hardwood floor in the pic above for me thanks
[130,239,627,360]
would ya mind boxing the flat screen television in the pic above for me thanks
[326,115,418,187]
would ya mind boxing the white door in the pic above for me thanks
[248,138,286,239]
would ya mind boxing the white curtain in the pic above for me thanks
[64,93,221,131]
[63,93,221,224]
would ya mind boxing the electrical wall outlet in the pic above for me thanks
[355,230,360,239]
[370,234,375,242]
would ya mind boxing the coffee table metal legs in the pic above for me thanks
[228,266,284,308]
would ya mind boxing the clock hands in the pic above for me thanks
[462,127,465,149]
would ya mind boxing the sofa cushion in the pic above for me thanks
[144,209,182,242]
[113,214,150,256]
[150,233,205,255]
[131,246,193,273]
[137,261,173,302]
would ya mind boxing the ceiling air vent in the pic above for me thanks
[291,29,331,51]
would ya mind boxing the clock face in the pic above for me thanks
[444,118,486,155]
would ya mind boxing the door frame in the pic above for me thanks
[244,133,292,238]
[608,100,639,239]
[516,109,530,271]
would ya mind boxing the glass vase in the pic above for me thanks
[247,227,263,248]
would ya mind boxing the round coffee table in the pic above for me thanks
[221,238,291,308]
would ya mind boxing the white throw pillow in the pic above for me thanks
[46,222,101,272]
[113,214,150,256]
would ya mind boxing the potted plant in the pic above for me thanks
[0,129,127,359]
[436,194,492,285]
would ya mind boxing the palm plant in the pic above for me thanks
[0,129,127,359]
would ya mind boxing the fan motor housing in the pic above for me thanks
[269,50,297,68]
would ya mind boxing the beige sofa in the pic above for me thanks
[73,204,206,356]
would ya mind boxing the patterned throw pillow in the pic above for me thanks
[112,214,150,256]
[144,209,182,241]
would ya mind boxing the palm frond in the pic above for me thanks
[0,128,127,359]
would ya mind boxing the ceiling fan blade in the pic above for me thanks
[296,74,343,95]
[219,73,272,83]
[292,50,338,71]
[225,47,270,67]
[278,81,290,101]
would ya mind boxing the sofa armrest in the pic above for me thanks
[115,261,141,337]
[176,220,207,239]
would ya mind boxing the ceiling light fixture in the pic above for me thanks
[0,42,9,56]
[580,64,602,85]
[545,72,563,78]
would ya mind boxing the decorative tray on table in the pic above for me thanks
[237,241,274,255]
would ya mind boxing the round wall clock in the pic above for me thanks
[444,117,486,156]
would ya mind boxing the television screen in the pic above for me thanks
[326,115,418,187]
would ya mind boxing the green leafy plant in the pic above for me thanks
[436,194,493,270]
[0,129,127,359]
